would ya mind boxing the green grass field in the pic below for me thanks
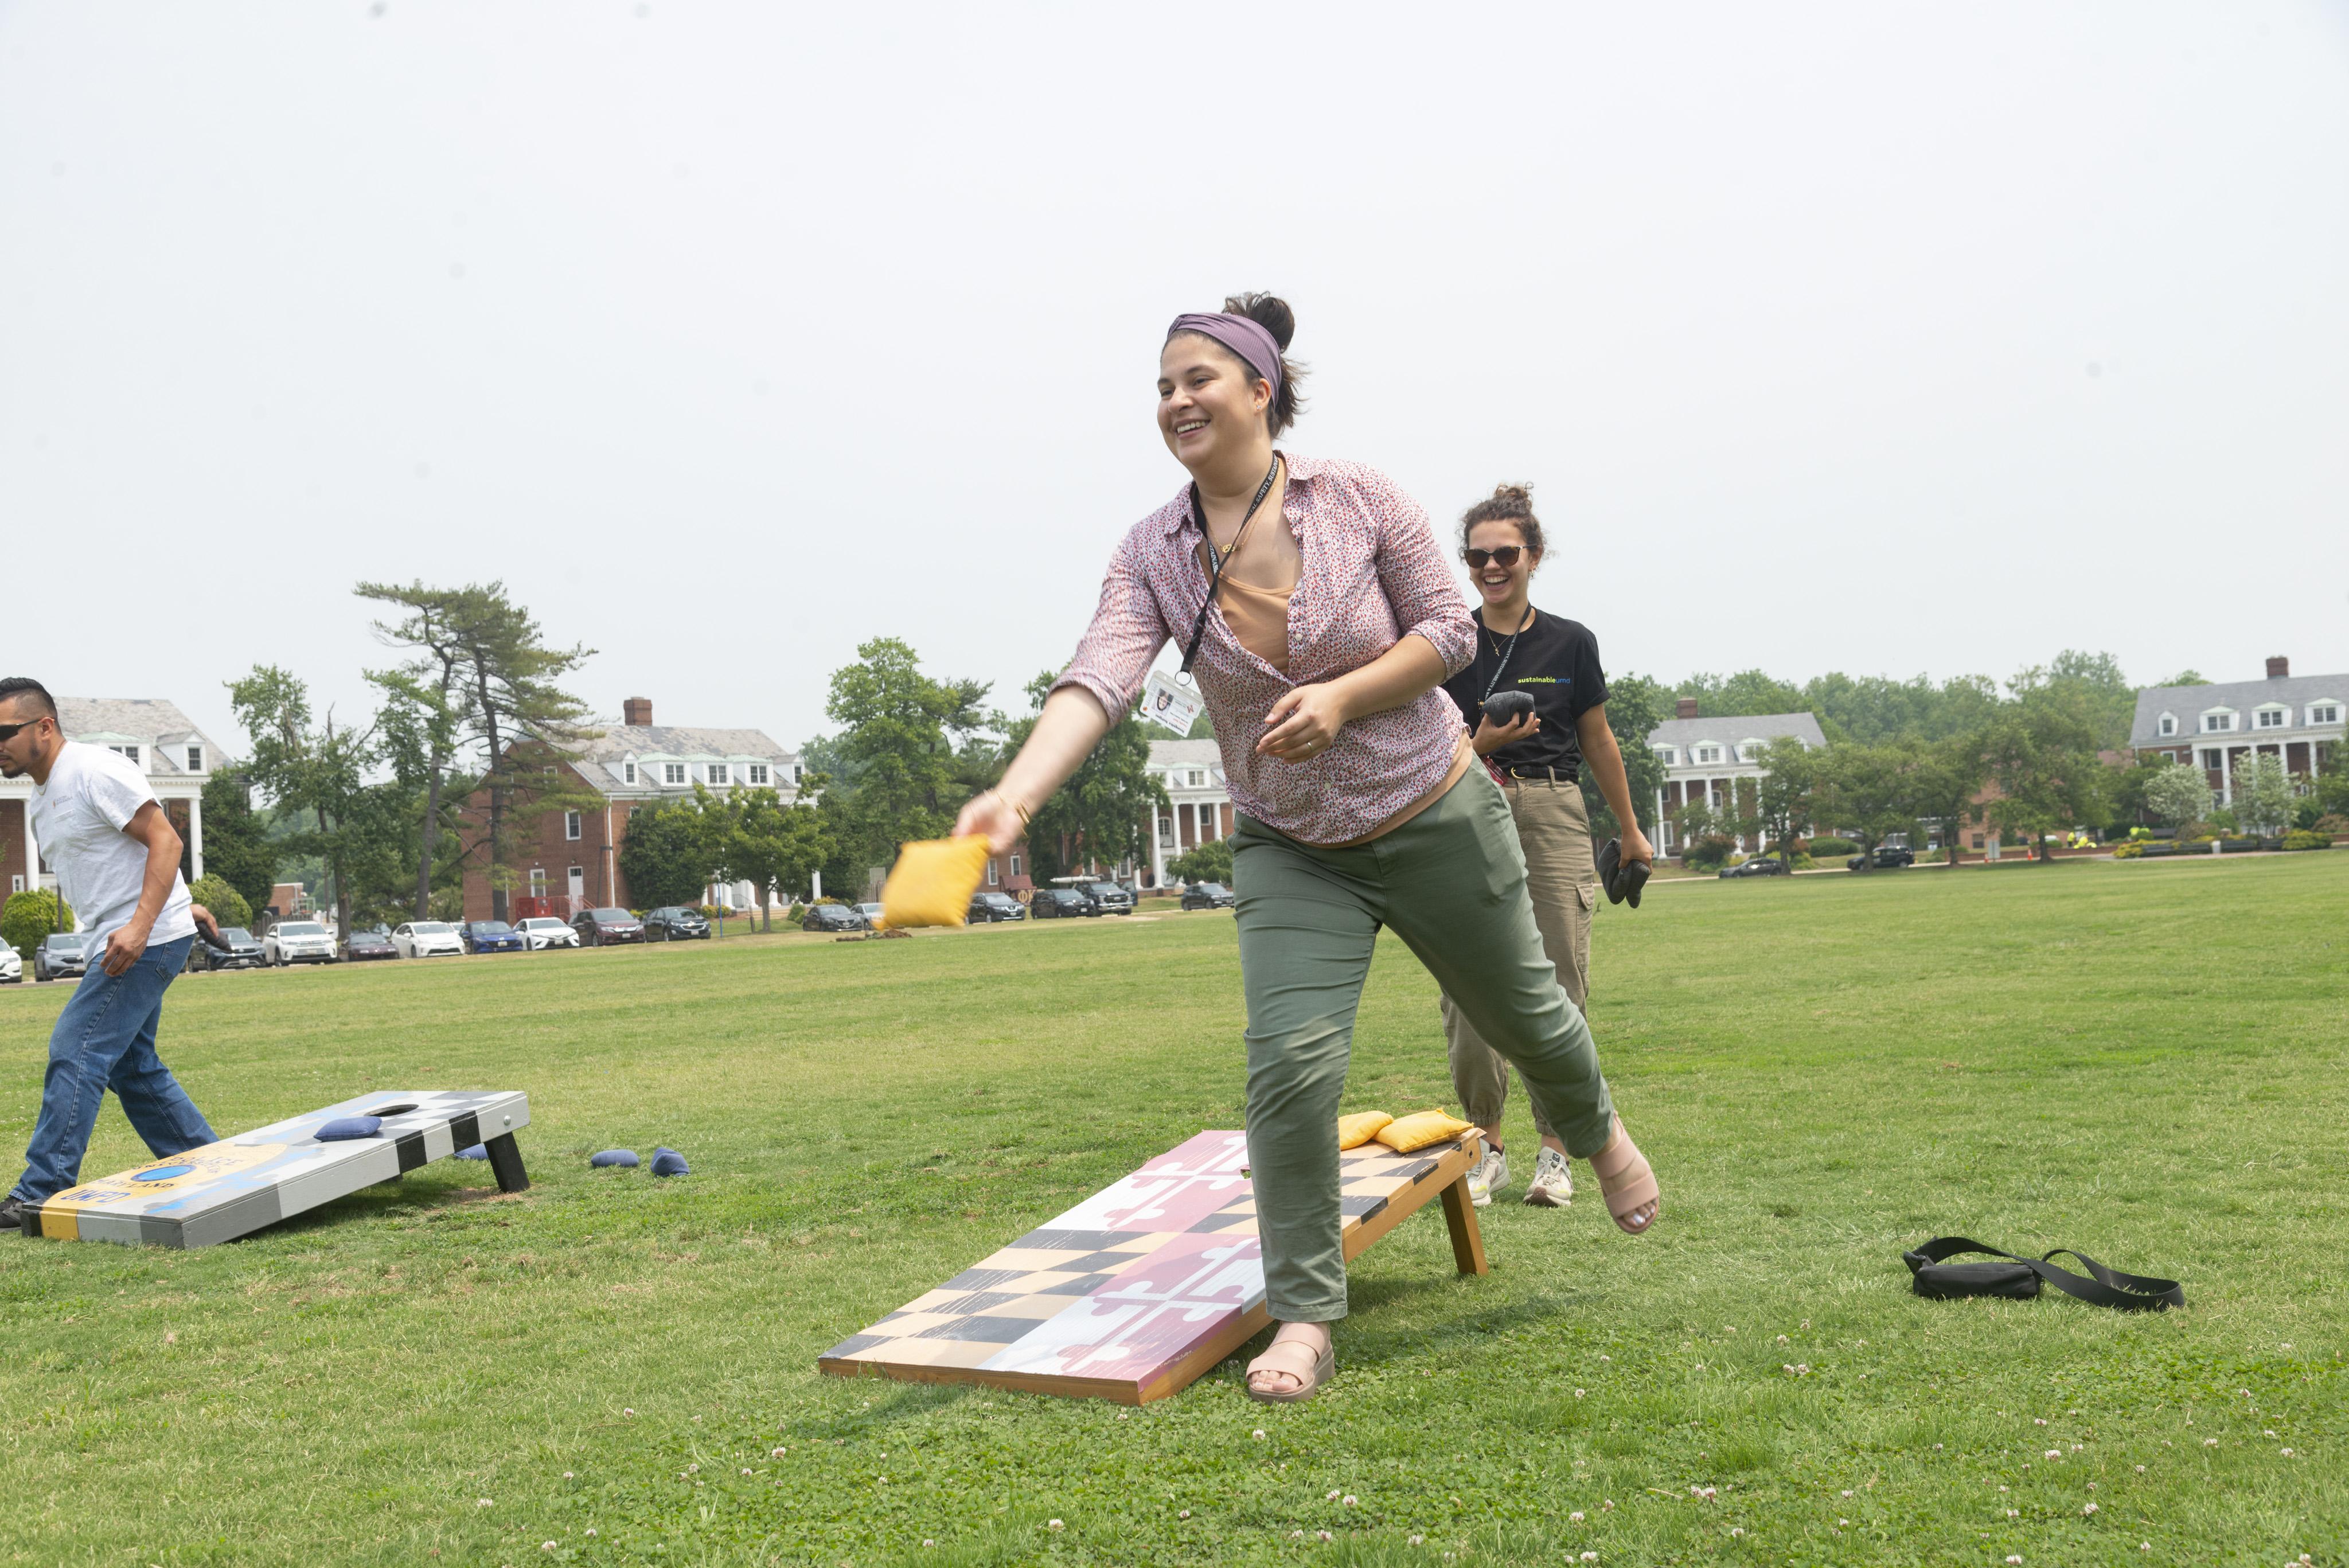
[3,854,2344,1567]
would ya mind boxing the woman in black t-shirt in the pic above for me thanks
[1439,484,1656,1219]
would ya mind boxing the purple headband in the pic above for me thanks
[1167,312,1283,396]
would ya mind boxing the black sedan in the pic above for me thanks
[966,891,1026,923]
[192,926,269,970]
[462,919,529,954]
[1180,881,1237,910]
[571,907,646,946]
[801,903,869,933]
[644,906,712,941]
[341,926,400,962]
[1030,888,1096,919]
[1847,847,1917,870]
[1719,857,1789,879]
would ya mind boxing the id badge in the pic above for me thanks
[1142,669,1205,735]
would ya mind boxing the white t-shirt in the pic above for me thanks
[29,741,197,946]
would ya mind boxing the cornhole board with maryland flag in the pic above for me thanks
[818,1128,1487,1405]
[19,1090,530,1248]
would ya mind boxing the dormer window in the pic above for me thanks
[1653,747,1676,766]
[185,744,204,772]
[2157,714,2176,737]
[1695,744,1722,764]
[2311,703,2342,726]
[2254,707,2287,730]
[791,763,804,783]
[748,763,768,786]
[108,744,142,767]
[622,760,638,785]
[664,763,686,785]
[1187,769,1207,787]
[2201,712,2234,734]
[708,763,730,786]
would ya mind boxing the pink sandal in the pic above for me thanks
[1245,1329,1335,1405]
[1590,1118,1660,1235]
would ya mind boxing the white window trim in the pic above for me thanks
[2254,705,2288,729]
[2200,709,2235,733]
[1695,745,1722,764]
[708,762,730,785]
[2305,700,2342,727]
[2157,713,2176,736]
[664,762,686,785]
[1653,747,1676,765]
[747,763,768,785]
[564,810,583,841]
[622,760,638,785]
[185,744,204,771]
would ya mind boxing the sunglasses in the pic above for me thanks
[0,720,33,743]
[1463,546,1525,569]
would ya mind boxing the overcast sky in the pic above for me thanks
[5,2,2345,763]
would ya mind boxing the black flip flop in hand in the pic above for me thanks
[1596,838,1650,908]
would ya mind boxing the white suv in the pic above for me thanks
[263,920,338,966]
[517,917,580,950]
[392,920,465,959]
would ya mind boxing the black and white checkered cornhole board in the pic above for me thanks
[21,1089,529,1248]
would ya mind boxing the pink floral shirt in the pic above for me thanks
[1053,454,1477,845]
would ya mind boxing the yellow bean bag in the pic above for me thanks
[1375,1109,1475,1154]
[877,836,991,931]
[1336,1112,1393,1150]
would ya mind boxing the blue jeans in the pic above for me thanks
[11,933,213,1204]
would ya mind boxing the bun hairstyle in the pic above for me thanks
[1170,291,1309,437]
[1460,483,1546,558]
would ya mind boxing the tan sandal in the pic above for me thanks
[1590,1118,1660,1235]
[1244,1329,1335,1405]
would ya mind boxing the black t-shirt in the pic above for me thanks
[1442,607,1608,778]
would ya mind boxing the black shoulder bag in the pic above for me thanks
[1903,1237,2183,1312]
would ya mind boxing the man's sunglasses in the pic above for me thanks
[1463,546,1525,569]
[0,720,43,743]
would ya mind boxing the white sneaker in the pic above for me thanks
[1523,1146,1574,1208]
[1465,1145,1509,1208]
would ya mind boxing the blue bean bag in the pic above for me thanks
[650,1146,689,1177]
[316,1116,382,1141]
[454,1144,489,1160]
[590,1149,640,1169]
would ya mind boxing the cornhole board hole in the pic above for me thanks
[19,1090,529,1249]
[819,1128,1486,1405]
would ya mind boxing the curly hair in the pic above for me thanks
[1458,483,1545,557]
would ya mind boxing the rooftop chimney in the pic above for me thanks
[622,696,653,727]
[2266,656,2289,680]
[1676,696,1700,720]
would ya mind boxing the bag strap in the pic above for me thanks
[1904,1236,2181,1312]
[2031,1247,2183,1313]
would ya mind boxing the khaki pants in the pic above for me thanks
[1231,769,1615,1322]
[1442,772,1595,1141]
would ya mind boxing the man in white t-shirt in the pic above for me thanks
[0,677,220,1230]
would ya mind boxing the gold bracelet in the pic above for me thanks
[990,789,1032,830]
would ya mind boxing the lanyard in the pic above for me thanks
[1477,603,1534,704]
[1178,457,1282,681]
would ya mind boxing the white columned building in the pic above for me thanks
[2128,659,2344,809]
[1644,708,1827,856]
[0,698,230,920]
[1144,739,1232,889]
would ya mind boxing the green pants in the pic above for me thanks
[1232,768,1617,1324]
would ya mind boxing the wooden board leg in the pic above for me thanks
[483,1132,529,1193]
[1440,1175,1488,1276]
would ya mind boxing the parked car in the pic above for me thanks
[0,945,19,985]
[1180,881,1237,910]
[1719,857,1789,879]
[966,891,1027,923]
[1030,888,1097,919]
[341,926,399,962]
[572,907,646,947]
[32,932,92,982]
[193,926,268,970]
[643,906,712,941]
[391,920,465,959]
[854,902,885,926]
[801,903,869,933]
[461,919,528,955]
[1085,881,1136,915]
[264,920,339,966]
[517,916,581,951]
[1847,847,1917,870]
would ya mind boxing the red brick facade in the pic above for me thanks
[458,762,637,921]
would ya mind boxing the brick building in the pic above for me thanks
[2,697,229,913]
[2128,657,2342,807]
[458,696,802,920]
